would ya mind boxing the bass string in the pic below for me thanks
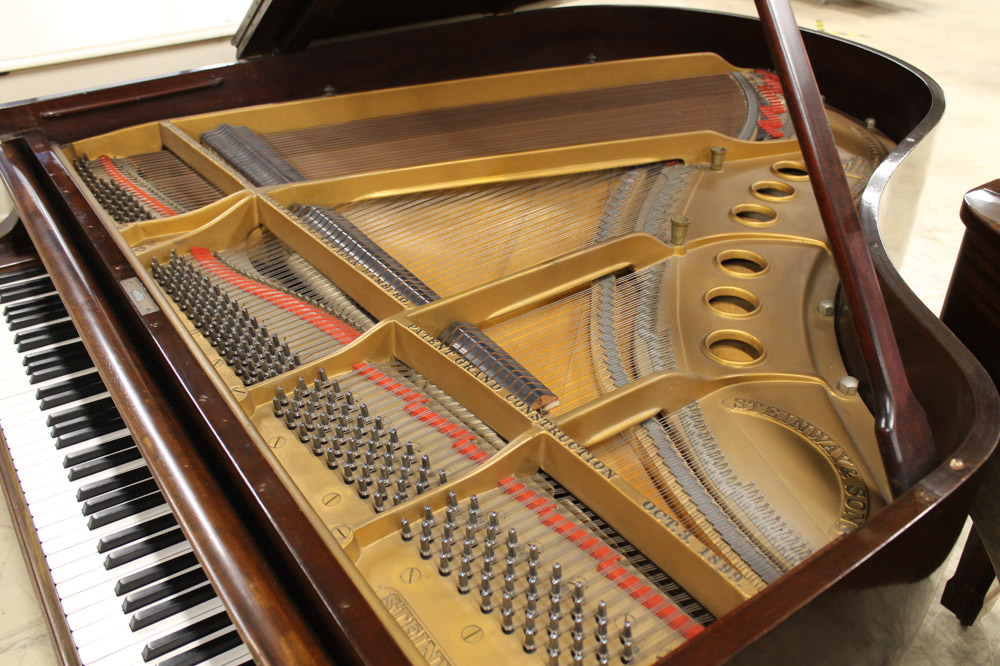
[263,76,743,179]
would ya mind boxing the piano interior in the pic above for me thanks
[44,51,903,663]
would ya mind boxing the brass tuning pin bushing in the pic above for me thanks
[670,215,691,246]
[710,145,727,170]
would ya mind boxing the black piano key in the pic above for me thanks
[116,551,200,596]
[0,264,46,285]
[56,417,127,448]
[87,490,165,529]
[14,320,76,352]
[67,446,143,481]
[141,611,232,662]
[62,434,134,467]
[7,305,70,332]
[50,404,120,438]
[81,476,160,516]
[0,276,54,303]
[4,295,66,327]
[128,582,216,631]
[27,352,92,384]
[98,513,178,553]
[123,568,209,613]
[76,464,152,501]
[4,291,62,318]
[152,627,243,666]
[48,394,115,428]
[37,371,105,409]
[105,527,187,570]
[25,339,87,370]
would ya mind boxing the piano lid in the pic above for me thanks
[234,0,528,59]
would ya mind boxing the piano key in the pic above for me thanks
[0,263,46,285]
[4,291,63,319]
[124,568,209,613]
[37,371,106,409]
[74,597,225,660]
[59,421,129,451]
[24,455,147,505]
[0,267,248,664]
[12,430,135,480]
[77,464,154,501]
[104,527,188,569]
[43,504,174,565]
[28,349,92,384]
[154,628,244,666]
[48,394,117,429]
[130,583,218,631]
[0,276,55,302]
[115,551,201,596]
[141,611,232,661]
[98,512,178,553]
[88,491,166,529]
[14,318,76,351]
[83,477,162,516]
[81,600,232,666]
[68,447,144,481]
[56,541,193,601]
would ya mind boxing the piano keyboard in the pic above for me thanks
[0,265,253,666]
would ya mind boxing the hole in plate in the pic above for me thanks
[704,330,765,367]
[771,160,809,180]
[730,204,778,227]
[750,180,796,202]
[715,250,769,277]
[705,287,761,317]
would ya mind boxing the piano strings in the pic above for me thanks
[74,152,226,224]
[204,71,792,183]
[290,163,692,300]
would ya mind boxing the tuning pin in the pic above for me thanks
[502,593,516,634]
[457,556,472,594]
[523,611,538,654]
[620,619,634,664]
[400,518,413,542]
[438,469,448,485]
[464,522,478,550]
[479,574,494,613]
[439,548,452,576]
[527,578,539,603]
[356,475,370,499]
[506,528,520,561]
[373,492,385,513]
[318,367,331,388]
[528,544,540,583]
[572,581,585,622]
[409,501,428,524]
[547,622,561,663]
[595,601,610,665]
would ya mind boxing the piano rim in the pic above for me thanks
[0,5,997,664]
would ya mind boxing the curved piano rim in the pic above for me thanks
[0,5,997,665]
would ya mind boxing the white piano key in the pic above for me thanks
[55,541,194,601]
[60,561,203,616]
[42,504,173,565]
[74,597,224,661]
[11,428,131,472]
[22,456,147,505]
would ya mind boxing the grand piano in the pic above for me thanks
[1,2,997,664]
